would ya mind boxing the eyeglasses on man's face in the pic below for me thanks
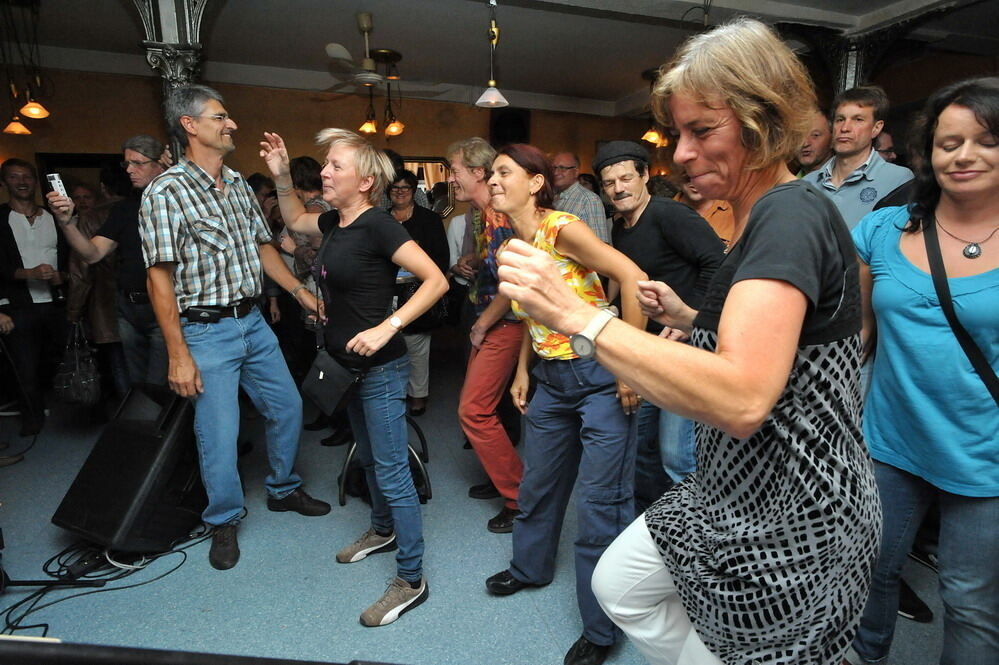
[191,113,230,122]
[121,159,156,169]
[552,165,578,172]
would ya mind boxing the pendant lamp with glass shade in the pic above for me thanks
[3,114,30,135]
[475,0,508,109]
[384,81,405,137]
[358,87,377,135]
[20,88,49,119]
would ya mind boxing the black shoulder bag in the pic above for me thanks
[301,224,367,415]
[923,218,999,407]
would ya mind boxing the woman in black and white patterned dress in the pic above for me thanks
[496,18,881,665]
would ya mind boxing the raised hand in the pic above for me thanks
[259,132,291,179]
[45,191,75,225]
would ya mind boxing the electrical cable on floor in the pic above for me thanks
[1,515,226,636]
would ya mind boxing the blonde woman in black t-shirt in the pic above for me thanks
[261,129,447,628]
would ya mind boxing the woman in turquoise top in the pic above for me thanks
[848,77,999,665]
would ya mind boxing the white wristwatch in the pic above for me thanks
[569,309,615,359]
[389,315,403,331]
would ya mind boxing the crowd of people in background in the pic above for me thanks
[1,16,996,665]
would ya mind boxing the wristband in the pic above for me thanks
[291,284,307,298]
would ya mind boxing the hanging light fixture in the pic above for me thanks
[3,114,30,135]
[383,80,405,137]
[640,68,668,147]
[475,0,508,109]
[20,86,48,119]
[358,87,377,134]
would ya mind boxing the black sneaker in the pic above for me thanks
[304,415,330,431]
[267,488,331,516]
[468,481,500,500]
[209,524,240,570]
[897,578,933,623]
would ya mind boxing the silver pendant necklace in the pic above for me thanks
[935,219,999,259]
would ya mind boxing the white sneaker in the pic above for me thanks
[360,577,428,627]
[336,528,396,563]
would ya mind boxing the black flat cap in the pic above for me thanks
[592,140,650,177]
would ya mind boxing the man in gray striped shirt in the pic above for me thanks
[138,84,330,571]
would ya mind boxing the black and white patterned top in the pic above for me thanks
[645,181,881,665]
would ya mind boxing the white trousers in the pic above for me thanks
[402,332,431,398]
[592,515,724,665]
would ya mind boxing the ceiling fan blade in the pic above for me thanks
[325,42,353,61]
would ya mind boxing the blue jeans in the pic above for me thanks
[346,354,424,583]
[511,356,637,647]
[118,296,167,386]
[634,402,696,513]
[658,407,695,484]
[183,308,303,526]
[852,462,999,665]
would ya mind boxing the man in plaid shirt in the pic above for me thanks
[139,84,329,571]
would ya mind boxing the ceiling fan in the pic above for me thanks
[323,11,443,97]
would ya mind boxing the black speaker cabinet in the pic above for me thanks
[52,385,207,553]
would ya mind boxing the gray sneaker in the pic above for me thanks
[336,528,397,563]
[360,577,429,627]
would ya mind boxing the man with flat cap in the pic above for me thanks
[594,140,725,511]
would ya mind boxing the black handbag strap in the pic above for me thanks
[922,217,999,406]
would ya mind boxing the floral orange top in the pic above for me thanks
[511,211,609,360]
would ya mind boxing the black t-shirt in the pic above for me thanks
[694,180,861,345]
[96,195,146,292]
[399,205,449,275]
[317,207,411,369]
[612,196,724,331]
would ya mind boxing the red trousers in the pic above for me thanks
[458,320,524,509]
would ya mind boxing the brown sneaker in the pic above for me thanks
[336,528,397,563]
[359,577,429,627]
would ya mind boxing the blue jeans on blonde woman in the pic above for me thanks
[849,461,999,665]
[346,355,424,582]
[183,308,303,526]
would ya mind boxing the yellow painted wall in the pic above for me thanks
[1,68,648,206]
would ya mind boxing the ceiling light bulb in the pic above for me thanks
[358,119,377,135]
[385,120,405,136]
[20,100,49,119]
[641,127,661,144]
[476,85,508,109]
[3,117,31,135]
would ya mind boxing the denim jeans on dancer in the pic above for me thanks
[634,401,696,513]
[183,308,303,526]
[852,461,999,665]
[511,355,637,647]
[346,355,424,583]
[118,296,167,386]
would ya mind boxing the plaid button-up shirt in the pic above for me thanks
[139,159,271,311]
[553,181,611,243]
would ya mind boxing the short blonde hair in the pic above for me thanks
[652,18,816,171]
[315,128,395,205]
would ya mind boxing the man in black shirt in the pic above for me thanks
[594,141,725,511]
[47,135,167,386]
